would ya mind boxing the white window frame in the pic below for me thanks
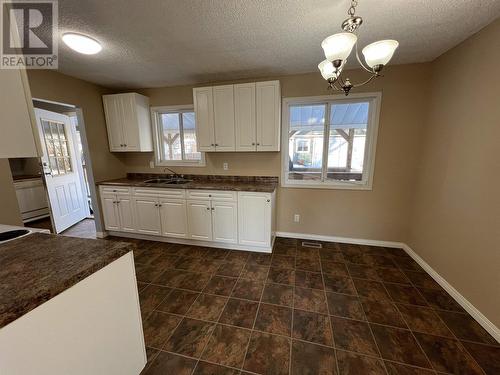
[281,92,382,190]
[151,105,206,167]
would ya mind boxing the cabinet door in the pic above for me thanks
[133,197,161,235]
[102,95,124,152]
[159,199,188,238]
[234,83,256,151]
[212,201,238,244]
[256,81,281,151]
[238,192,272,247]
[101,193,120,231]
[120,94,140,151]
[213,85,235,151]
[117,196,136,233]
[193,87,215,152]
[187,200,212,241]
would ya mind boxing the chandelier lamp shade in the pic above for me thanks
[318,0,399,95]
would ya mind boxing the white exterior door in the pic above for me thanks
[213,85,235,151]
[235,83,256,151]
[35,109,89,233]
[238,192,272,247]
[117,196,135,233]
[212,201,238,244]
[133,197,161,235]
[256,81,280,151]
[101,193,120,231]
[193,87,215,152]
[160,199,188,238]
[187,200,212,241]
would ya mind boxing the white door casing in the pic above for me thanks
[35,109,88,233]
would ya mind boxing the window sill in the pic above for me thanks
[281,181,373,191]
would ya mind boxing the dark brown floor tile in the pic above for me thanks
[219,298,259,328]
[262,283,294,306]
[384,246,408,257]
[291,340,336,375]
[296,247,320,261]
[176,256,217,273]
[142,311,182,348]
[377,267,410,284]
[352,279,390,300]
[384,361,435,375]
[336,350,386,375]
[274,244,297,256]
[403,270,442,289]
[320,241,340,250]
[320,250,345,263]
[296,256,321,272]
[139,285,172,320]
[154,268,187,287]
[141,347,160,374]
[225,251,249,264]
[135,262,166,283]
[231,279,264,301]
[397,304,452,337]
[326,292,365,320]
[346,264,381,281]
[294,287,328,314]
[371,325,431,368]
[415,333,483,374]
[205,248,229,261]
[438,310,498,345]
[179,246,208,258]
[323,274,357,295]
[272,254,296,269]
[275,237,298,246]
[392,256,423,272]
[186,293,228,321]
[361,300,407,328]
[164,317,215,357]
[268,267,295,285]
[322,260,349,277]
[137,281,149,293]
[462,341,500,375]
[155,269,211,291]
[418,288,465,312]
[255,303,292,336]
[293,309,333,346]
[248,252,272,266]
[240,263,269,281]
[331,316,379,356]
[193,361,239,375]
[143,351,196,375]
[369,254,397,268]
[295,270,324,290]
[384,283,427,306]
[157,288,199,315]
[217,261,244,277]
[203,275,237,296]
[244,331,290,375]
[202,324,251,368]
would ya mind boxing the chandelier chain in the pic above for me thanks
[347,0,358,16]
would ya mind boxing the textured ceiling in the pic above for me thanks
[56,0,500,88]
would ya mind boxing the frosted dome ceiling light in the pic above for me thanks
[318,0,399,95]
[62,33,102,55]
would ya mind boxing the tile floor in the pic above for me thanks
[122,237,498,375]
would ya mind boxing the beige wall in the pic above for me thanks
[409,19,500,327]
[0,159,23,226]
[117,63,431,242]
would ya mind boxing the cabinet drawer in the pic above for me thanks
[187,189,236,201]
[133,187,186,199]
[100,185,131,195]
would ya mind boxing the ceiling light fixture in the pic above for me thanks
[62,33,102,55]
[318,0,399,95]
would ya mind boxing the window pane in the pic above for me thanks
[160,113,182,160]
[182,112,201,160]
[287,104,325,181]
[327,102,369,181]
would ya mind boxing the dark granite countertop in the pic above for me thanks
[0,233,133,329]
[97,174,278,193]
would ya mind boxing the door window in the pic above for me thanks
[41,120,72,176]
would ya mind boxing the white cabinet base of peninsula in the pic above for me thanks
[0,252,146,375]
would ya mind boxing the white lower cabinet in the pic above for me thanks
[101,192,135,233]
[159,199,188,238]
[134,197,161,235]
[187,200,213,241]
[238,191,273,248]
[212,200,238,244]
[117,197,136,233]
[101,193,121,231]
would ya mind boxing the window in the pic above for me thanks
[41,119,72,176]
[151,105,205,166]
[282,93,381,189]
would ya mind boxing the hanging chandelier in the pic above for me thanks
[318,0,399,95]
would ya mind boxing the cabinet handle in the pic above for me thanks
[116,201,120,204]
[251,142,255,146]
[257,143,260,146]
[208,194,212,197]
[123,144,127,147]
[215,143,218,146]
[211,143,214,146]
[206,207,210,211]
[211,207,215,211]
[267,199,270,202]
[158,204,162,207]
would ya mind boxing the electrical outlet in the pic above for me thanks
[223,162,228,170]
[294,214,300,223]
[149,160,155,168]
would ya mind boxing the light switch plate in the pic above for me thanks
[223,162,228,170]
[294,214,300,223]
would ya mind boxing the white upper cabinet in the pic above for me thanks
[234,83,257,151]
[102,93,153,152]
[0,69,42,158]
[193,87,215,152]
[193,80,280,153]
[213,85,236,151]
[256,80,281,151]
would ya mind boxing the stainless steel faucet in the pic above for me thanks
[163,167,181,178]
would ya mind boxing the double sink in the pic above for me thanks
[143,178,193,185]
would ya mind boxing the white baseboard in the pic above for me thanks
[276,231,499,343]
